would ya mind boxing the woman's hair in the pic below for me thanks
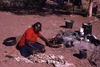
[32,22,42,28]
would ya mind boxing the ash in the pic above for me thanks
[49,30,96,52]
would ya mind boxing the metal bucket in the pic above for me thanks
[82,22,92,35]
[79,49,87,59]
[65,20,74,28]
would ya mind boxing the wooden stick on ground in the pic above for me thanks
[5,36,21,58]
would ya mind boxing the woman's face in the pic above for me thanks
[34,25,41,33]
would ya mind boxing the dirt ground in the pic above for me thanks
[0,0,100,67]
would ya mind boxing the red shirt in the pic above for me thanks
[19,27,41,46]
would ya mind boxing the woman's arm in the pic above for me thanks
[39,35,50,46]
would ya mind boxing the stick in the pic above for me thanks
[88,46,98,66]
[5,36,21,58]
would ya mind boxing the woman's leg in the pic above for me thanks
[19,45,32,57]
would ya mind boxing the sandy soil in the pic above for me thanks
[0,1,100,67]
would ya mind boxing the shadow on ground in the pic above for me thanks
[0,3,88,17]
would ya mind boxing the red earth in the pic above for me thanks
[0,0,100,67]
